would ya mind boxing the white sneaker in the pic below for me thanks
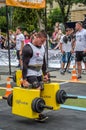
[60,69,65,74]
[82,70,86,75]
[66,69,71,73]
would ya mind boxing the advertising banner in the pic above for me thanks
[48,49,75,68]
[0,49,18,66]
[48,49,85,69]
[6,0,45,9]
[0,49,85,69]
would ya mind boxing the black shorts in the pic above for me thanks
[16,50,22,60]
[27,75,43,88]
[75,51,83,62]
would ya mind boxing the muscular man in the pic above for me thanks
[22,30,49,121]
[74,22,86,79]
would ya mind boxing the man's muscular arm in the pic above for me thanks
[22,44,33,79]
[42,56,50,82]
[42,56,47,75]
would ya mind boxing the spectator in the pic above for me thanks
[24,34,31,45]
[59,28,74,74]
[74,22,86,79]
[9,30,16,49]
[55,22,59,28]
[50,27,59,49]
[30,30,38,42]
[23,31,28,39]
[0,29,5,49]
[0,29,2,48]
[54,27,64,50]
[15,26,25,68]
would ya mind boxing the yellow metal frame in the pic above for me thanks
[12,82,60,119]
[12,87,40,119]
[41,83,60,110]
[12,70,61,119]
[16,70,22,87]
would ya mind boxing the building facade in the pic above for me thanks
[70,3,86,22]
[47,1,86,22]
[0,0,5,7]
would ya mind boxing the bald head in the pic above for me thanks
[75,22,83,31]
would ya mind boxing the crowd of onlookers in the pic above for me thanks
[0,29,38,50]
[0,21,86,78]
[50,22,86,78]
[0,22,74,51]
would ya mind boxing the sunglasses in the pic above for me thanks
[66,30,70,32]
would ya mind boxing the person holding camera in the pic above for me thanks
[59,28,74,74]
[50,27,59,49]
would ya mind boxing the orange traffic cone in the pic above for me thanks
[3,77,12,99]
[70,65,79,82]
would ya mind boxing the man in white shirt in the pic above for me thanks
[74,22,86,79]
[59,28,73,74]
[15,26,25,68]
[22,30,49,121]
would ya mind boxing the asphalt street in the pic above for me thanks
[0,66,86,130]
[0,66,86,84]
[0,99,86,130]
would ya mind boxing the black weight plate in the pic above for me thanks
[31,97,45,113]
[35,98,45,113]
[7,93,13,107]
[56,90,67,104]
[31,97,38,112]
[13,74,16,82]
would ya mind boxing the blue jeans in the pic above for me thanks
[62,52,71,63]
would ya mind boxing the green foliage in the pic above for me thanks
[0,7,6,32]
[12,7,44,32]
[74,0,86,4]
[0,0,86,33]
[0,6,45,33]
[0,7,6,16]
[0,16,6,32]
[0,89,5,96]
[47,7,62,35]
[48,8,62,24]
[65,98,86,108]
[0,7,11,32]
[47,0,86,25]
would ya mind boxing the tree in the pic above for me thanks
[47,0,86,25]
[0,6,45,32]
[12,7,45,32]
[47,7,62,35]
[13,8,36,32]
[0,16,7,32]
[0,6,12,32]
[0,7,6,32]
[74,0,86,5]
[0,7,6,16]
